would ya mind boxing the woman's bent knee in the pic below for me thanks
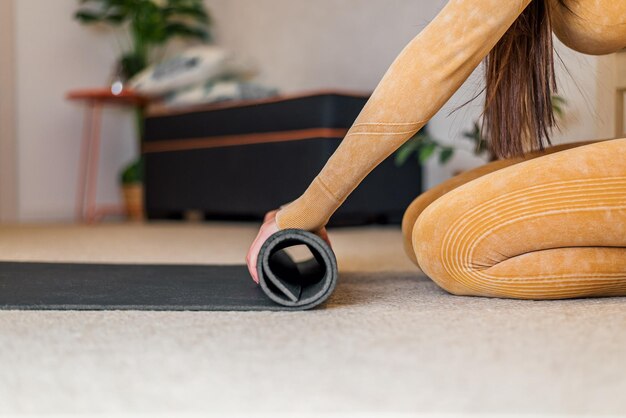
[412,139,626,299]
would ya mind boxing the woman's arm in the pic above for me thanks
[276,0,532,231]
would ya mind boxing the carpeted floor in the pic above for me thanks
[1,222,625,416]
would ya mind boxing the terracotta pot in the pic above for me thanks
[121,182,144,221]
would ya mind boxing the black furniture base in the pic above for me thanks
[143,92,422,226]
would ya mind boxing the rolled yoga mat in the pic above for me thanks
[0,229,338,311]
[257,229,338,310]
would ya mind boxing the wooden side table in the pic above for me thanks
[67,88,148,223]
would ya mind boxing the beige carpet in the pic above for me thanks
[1,222,625,416]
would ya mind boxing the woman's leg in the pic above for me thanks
[402,140,599,266]
[411,138,626,299]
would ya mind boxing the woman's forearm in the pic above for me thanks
[276,0,532,231]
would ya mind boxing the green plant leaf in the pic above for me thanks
[104,12,126,24]
[552,95,567,119]
[395,136,423,167]
[418,142,437,163]
[439,147,455,164]
[75,10,106,23]
[120,53,147,79]
[120,157,144,185]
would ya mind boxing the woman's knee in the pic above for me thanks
[402,157,527,267]
[402,192,437,266]
[411,196,479,296]
[411,139,626,299]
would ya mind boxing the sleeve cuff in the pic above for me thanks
[275,177,340,231]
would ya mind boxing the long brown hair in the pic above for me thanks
[483,0,558,158]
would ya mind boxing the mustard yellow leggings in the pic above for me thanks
[402,139,626,299]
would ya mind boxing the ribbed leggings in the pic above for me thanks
[403,139,626,299]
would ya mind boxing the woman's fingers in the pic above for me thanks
[246,233,261,283]
[246,212,280,284]
[264,209,278,223]
[247,211,333,285]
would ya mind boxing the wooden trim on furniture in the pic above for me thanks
[143,127,349,154]
[0,0,17,222]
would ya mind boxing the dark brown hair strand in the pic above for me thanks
[483,0,559,158]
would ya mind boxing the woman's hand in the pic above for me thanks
[246,210,280,284]
[246,210,331,284]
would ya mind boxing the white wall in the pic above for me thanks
[0,0,18,222]
[13,0,617,221]
[15,0,135,222]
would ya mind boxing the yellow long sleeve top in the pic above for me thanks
[275,0,626,231]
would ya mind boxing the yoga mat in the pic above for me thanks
[0,230,338,311]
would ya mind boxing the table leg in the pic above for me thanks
[75,104,94,222]
[85,103,103,223]
[75,100,129,223]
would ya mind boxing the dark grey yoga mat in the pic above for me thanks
[0,229,338,311]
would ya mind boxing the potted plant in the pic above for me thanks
[74,0,213,220]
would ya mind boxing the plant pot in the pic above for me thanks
[122,182,145,221]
